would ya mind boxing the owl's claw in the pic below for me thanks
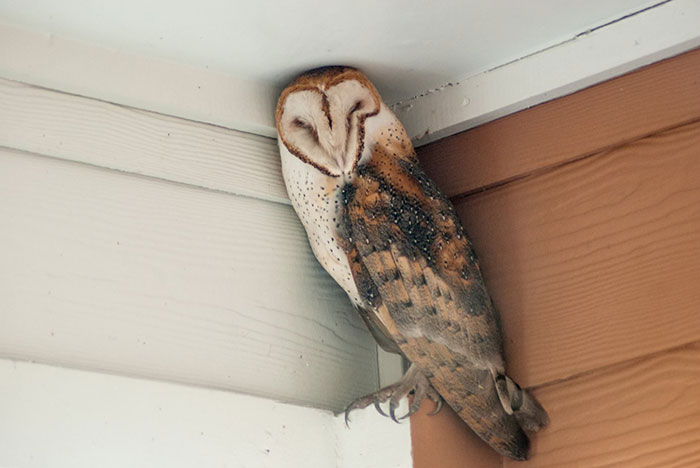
[344,364,443,425]
[428,397,443,415]
[344,381,402,425]
[389,397,402,423]
[373,401,388,417]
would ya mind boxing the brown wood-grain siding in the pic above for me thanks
[411,48,700,467]
[418,47,700,199]
[508,343,700,467]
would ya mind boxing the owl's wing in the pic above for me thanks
[342,152,506,370]
[341,151,537,459]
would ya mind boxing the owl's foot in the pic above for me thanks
[344,364,442,425]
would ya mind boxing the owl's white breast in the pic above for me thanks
[279,143,363,306]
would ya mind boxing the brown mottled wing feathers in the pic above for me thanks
[340,146,528,459]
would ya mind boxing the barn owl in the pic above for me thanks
[275,66,548,460]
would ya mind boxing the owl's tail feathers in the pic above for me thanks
[494,372,549,433]
[514,387,549,433]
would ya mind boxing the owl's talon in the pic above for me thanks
[344,382,400,425]
[404,399,421,419]
[426,384,443,416]
[344,364,440,424]
[389,398,401,423]
[374,401,388,417]
[428,397,443,416]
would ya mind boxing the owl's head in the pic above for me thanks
[276,66,406,177]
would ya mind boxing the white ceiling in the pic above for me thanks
[0,0,661,104]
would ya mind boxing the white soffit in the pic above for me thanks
[1,0,699,143]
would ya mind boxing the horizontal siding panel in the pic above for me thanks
[0,148,376,410]
[509,343,700,467]
[418,47,700,198]
[0,78,287,204]
[0,23,279,140]
[454,120,700,388]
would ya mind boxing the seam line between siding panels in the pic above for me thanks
[529,338,700,393]
[0,144,291,206]
[449,115,700,204]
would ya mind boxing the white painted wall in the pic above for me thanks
[0,359,412,468]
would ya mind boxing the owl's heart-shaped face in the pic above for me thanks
[276,67,382,177]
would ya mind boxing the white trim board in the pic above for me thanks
[393,0,700,144]
[0,358,412,468]
[2,0,699,146]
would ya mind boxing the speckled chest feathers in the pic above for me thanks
[275,66,548,461]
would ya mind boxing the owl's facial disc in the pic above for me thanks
[278,79,380,176]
